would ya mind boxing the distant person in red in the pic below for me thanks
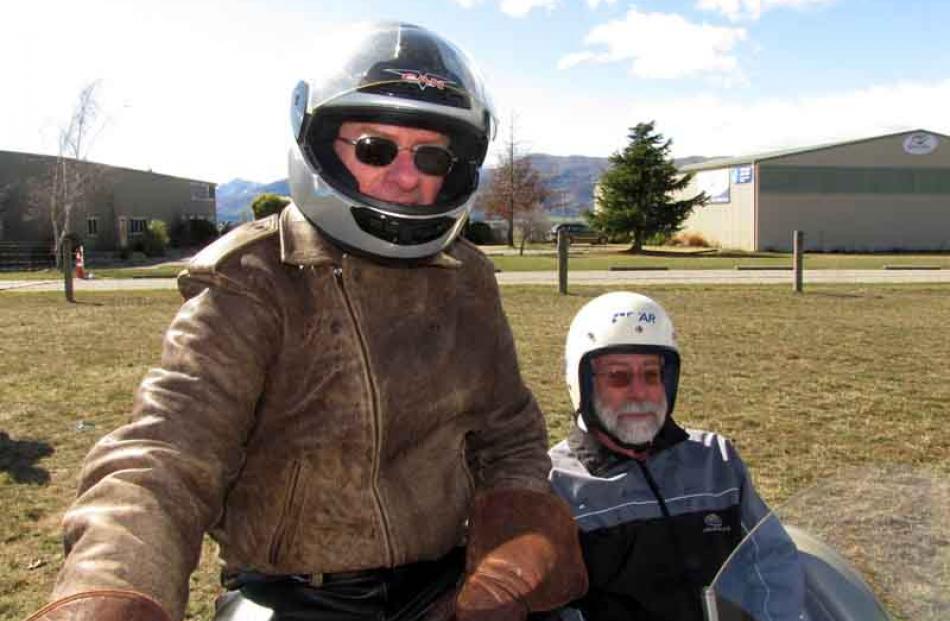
[73,245,86,279]
[26,22,585,621]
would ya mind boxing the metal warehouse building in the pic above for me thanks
[0,149,216,252]
[675,129,950,251]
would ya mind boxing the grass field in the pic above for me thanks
[1,285,949,620]
[4,248,950,281]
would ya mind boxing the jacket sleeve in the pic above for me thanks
[465,269,551,493]
[720,442,805,621]
[50,274,281,621]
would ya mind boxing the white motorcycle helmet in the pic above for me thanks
[565,292,681,448]
[288,22,496,261]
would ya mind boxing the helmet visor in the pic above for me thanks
[307,22,495,126]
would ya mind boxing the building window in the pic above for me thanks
[191,182,212,200]
[129,218,148,235]
[87,217,99,236]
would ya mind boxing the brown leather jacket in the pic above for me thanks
[50,205,551,620]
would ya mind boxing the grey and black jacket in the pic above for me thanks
[549,420,803,621]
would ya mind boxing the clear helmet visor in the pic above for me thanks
[286,22,496,260]
[303,22,496,139]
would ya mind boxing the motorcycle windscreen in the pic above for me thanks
[703,465,950,621]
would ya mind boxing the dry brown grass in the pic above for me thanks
[1,285,948,620]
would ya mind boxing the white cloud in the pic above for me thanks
[586,0,618,8]
[487,77,950,166]
[627,80,950,159]
[0,0,364,183]
[557,51,598,70]
[558,8,747,80]
[449,0,557,17]
[696,0,834,22]
[499,0,558,17]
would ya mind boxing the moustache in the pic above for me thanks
[612,400,665,417]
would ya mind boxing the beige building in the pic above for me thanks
[0,149,216,252]
[675,129,950,251]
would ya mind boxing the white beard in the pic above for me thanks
[594,394,668,445]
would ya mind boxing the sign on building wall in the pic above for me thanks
[732,165,753,184]
[697,169,731,203]
[902,132,939,155]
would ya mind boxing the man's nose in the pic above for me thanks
[626,376,650,399]
[386,150,421,190]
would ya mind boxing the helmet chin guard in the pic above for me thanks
[287,22,496,261]
[565,292,681,450]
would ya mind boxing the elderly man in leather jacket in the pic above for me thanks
[26,23,586,621]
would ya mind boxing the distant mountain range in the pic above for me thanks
[216,153,713,223]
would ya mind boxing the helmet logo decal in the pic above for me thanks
[611,311,656,324]
[384,69,455,90]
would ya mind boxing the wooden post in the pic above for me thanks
[793,230,804,293]
[62,237,75,303]
[557,227,569,295]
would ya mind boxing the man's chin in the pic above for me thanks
[611,416,663,445]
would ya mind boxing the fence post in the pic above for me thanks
[62,237,75,303]
[793,230,803,293]
[557,227,569,295]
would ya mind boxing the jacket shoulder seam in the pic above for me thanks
[187,216,279,274]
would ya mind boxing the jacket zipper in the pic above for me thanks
[268,459,303,565]
[635,459,691,579]
[332,262,395,565]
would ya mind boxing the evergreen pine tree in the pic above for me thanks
[589,122,706,252]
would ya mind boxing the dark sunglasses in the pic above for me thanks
[593,367,663,388]
[336,135,457,177]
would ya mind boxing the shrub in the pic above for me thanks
[188,218,219,247]
[645,231,671,246]
[671,231,711,248]
[464,221,494,245]
[251,193,290,220]
[169,218,220,248]
[141,220,169,257]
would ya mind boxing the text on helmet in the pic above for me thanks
[611,311,656,324]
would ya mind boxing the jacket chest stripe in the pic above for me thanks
[332,264,394,565]
[574,487,741,527]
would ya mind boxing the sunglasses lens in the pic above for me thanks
[413,146,454,177]
[606,369,634,388]
[599,367,662,388]
[354,137,398,166]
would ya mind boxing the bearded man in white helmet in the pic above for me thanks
[26,23,585,621]
[550,292,803,621]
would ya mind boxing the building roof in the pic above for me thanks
[0,148,216,186]
[679,128,950,172]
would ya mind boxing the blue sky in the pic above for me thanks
[3,0,949,184]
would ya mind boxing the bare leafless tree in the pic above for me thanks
[25,82,105,272]
[477,113,551,254]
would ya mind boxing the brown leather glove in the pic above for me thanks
[25,590,171,621]
[455,488,588,621]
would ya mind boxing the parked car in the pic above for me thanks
[549,222,608,244]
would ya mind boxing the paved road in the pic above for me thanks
[3,269,949,293]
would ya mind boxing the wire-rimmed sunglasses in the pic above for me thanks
[336,135,457,177]
[593,366,663,388]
